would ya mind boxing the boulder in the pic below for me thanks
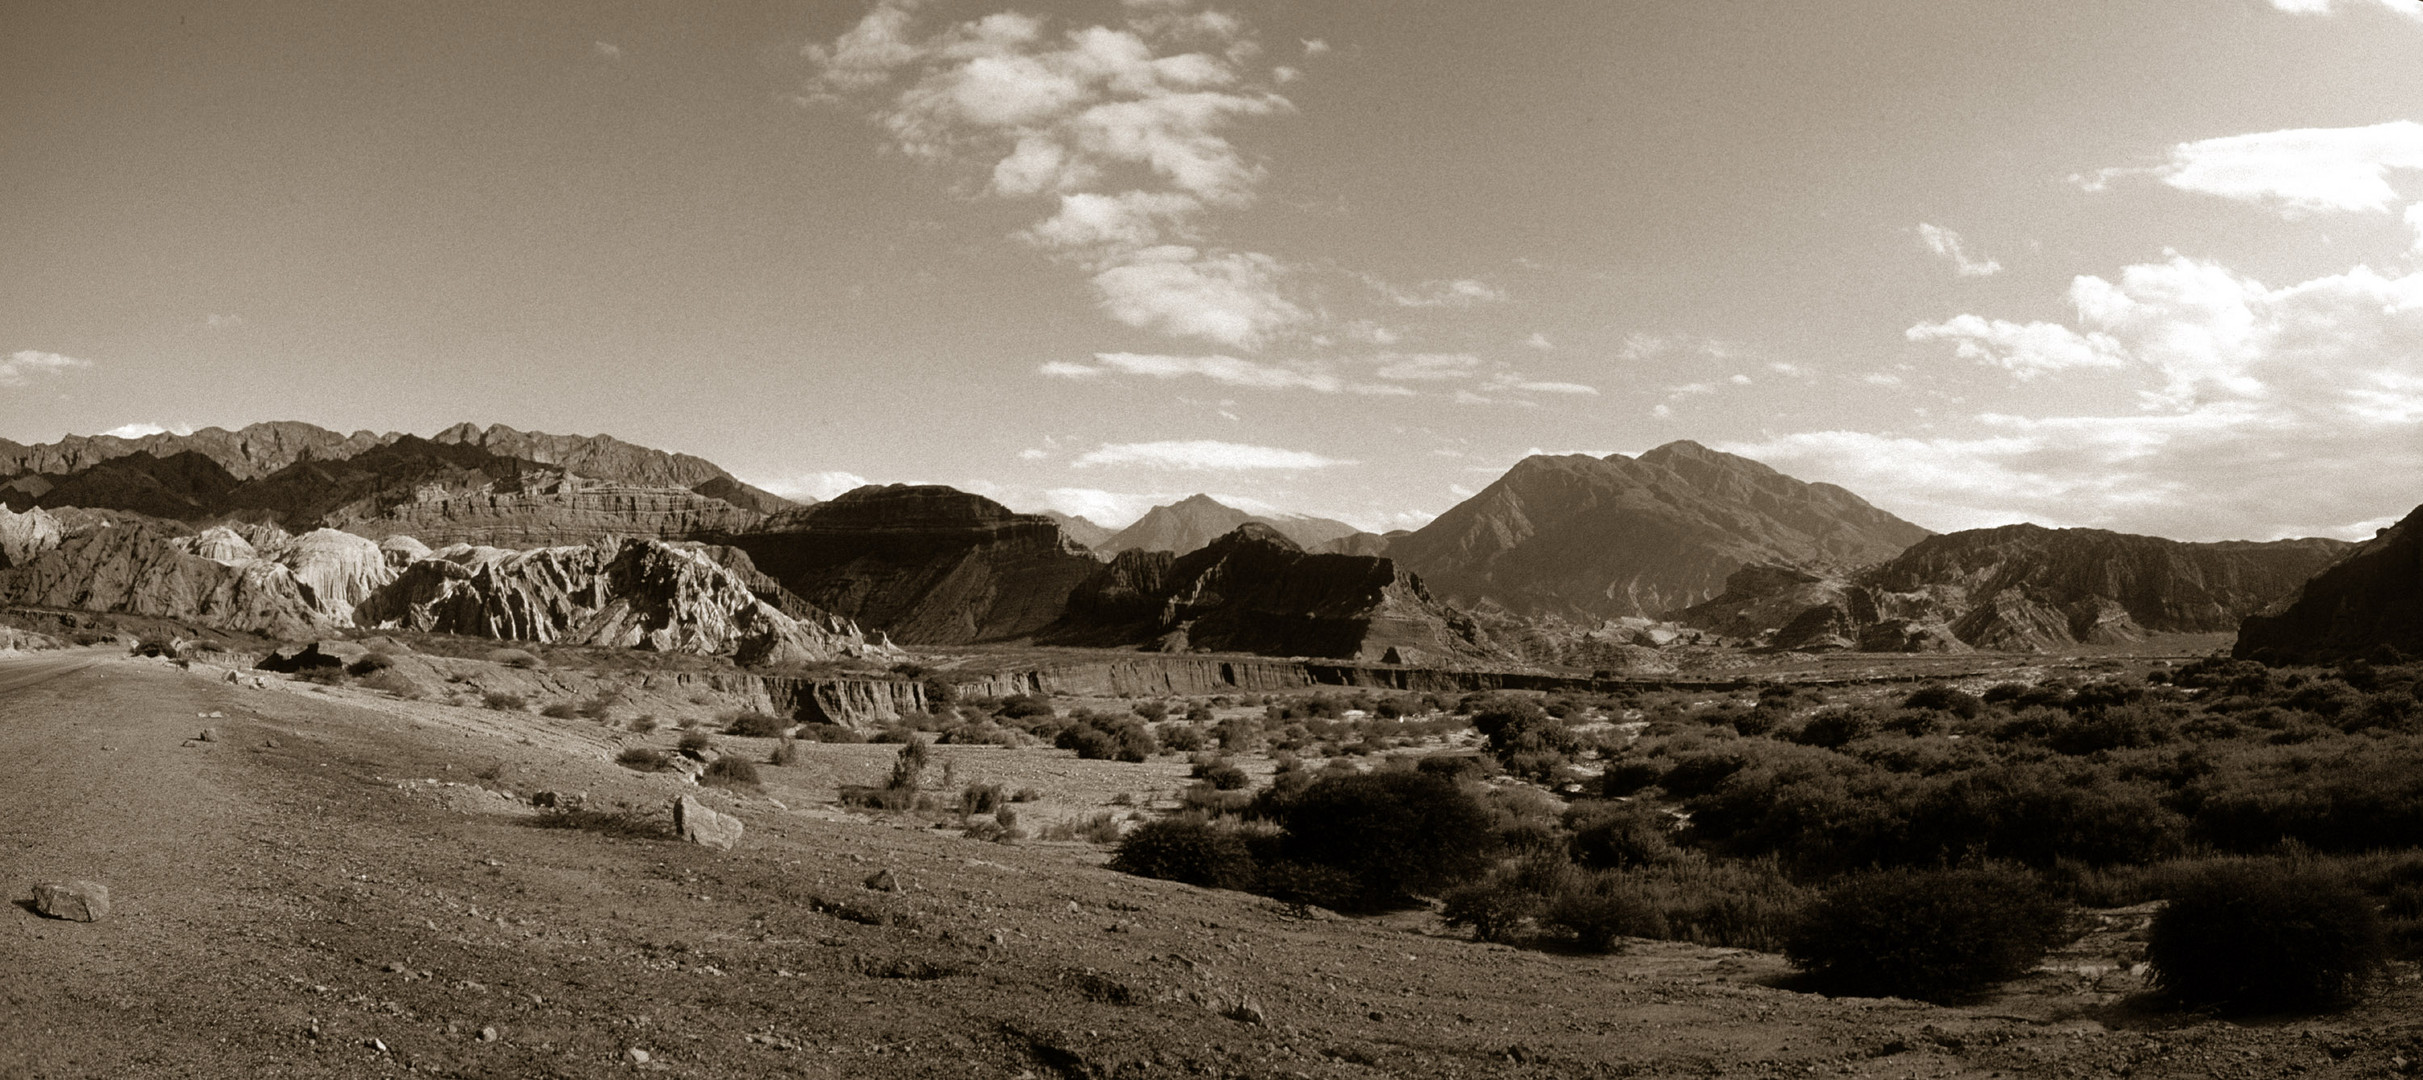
[672,795,742,851]
[32,880,110,921]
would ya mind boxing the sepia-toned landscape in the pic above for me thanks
[9,1,2423,1077]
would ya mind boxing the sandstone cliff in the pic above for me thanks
[1389,442,1931,621]
[355,537,887,665]
[706,485,1102,645]
[1040,523,1506,666]
[2235,506,2421,663]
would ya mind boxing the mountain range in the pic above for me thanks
[2,421,2401,665]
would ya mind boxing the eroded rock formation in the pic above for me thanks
[2235,506,2421,663]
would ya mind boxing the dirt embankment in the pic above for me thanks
[8,656,2423,1078]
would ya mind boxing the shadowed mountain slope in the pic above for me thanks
[2235,506,2422,663]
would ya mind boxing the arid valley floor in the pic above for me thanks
[10,648,2423,1080]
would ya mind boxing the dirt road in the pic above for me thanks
[5,656,2420,1079]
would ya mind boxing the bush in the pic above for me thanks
[1543,876,1668,953]
[617,747,670,772]
[1903,684,1984,720]
[2147,861,2386,1014]
[482,691,528,711]
[489,648,542,670]
[725,711,789,738]
[960,782,1005,816]
[628,715,659,734]
[346,652,396,677]
[1566,800,1678,869]
[677,731,714,755]
[1266,771,1497,911]
[703,756,761,787]
[1056,714,1156,762]
[540,702,582,720]
[1784,865,2070,1003]
[1192,758,1251,790]
[1442,878,1548,944]
[770,738,799,766]
[1042,811,1124,844]
[1109,818,1259,889]
[795,722,862,743]
[887,739,931,790]
[1156,722,1207,752]
[998,694,1056,721]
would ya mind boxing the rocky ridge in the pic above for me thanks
[1041,523,1506,666]
[1096,494,1362,557]
[2235,505,2422,663]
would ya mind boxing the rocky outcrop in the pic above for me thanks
[32,881,111,922]
[2235,506,2421,663]
[0,518,330,637]
[1097,494,1361,556]
[355,537,887,665]
[271,528,397,618]
[0,422,390,482]
[428,423,787,506]
[1040,524,1507,665]
[1390,441,1931,621]
[1677,524,2351,653]
[672,795,742,851]
[332,479,764,548]
[706,485,1103,645]
[0,504,62,568]
[1039,511,1116,551]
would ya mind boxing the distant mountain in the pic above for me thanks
[1039,511,1117,550]
[1317,531,1402,557]
[0,422,795,545]
[1097,494,1361,556]
[702,485,1102,645]
[1389,441,1932,620]
[2236,506,2420,663]
[1040,523,1506,666]
[1682,524,2353,652]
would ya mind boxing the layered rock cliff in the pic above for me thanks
[1040,524,1506,665]
[705,485,1103,645]
[2235,506,2421,663]
[331,479,763,547]
[1389,441,1931,621]
[354,538,888,665]
[1677,524,2352,652]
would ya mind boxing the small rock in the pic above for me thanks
[478,1026,499,1043]
[197,728,218,743]
[672,795,743,851]
[989,929,1008,946]
[264,738,281,748]
[863,868,901,893]
[1066,900,1081,914]
[1225,1001,1268,1025]
[32,881,110,922]
[531,791,559,809]
[627,1047,652,1064]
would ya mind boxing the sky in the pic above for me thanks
[5,0,2422,541]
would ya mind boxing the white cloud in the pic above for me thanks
[1525,332,1554,351]
[593,41,623,60]
[1300,38,1330,56]
[1906,313,2132,379]
[1768,361,1809,378]
[2268,0,2423,20]
[1373,353,1480,381]
[2101,121,2423,215]
[1073,439,1352,470]
[1043,350,1346,391]
[203,313,243,329]
[1040,486,1165,526]
[1366,275,1506,307]
[751,470,873,501]
[1018,447,1050,460]
[1917,223,2002,278]
[101,422,196,439]
[805,1,1309,350]
[0,350,91,385]
[1862,372,1905,387]
[1667,382,1715,397]
[1486,372,1597,395]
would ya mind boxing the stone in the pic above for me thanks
[32,881,110,921]
[672,795,742,851]
[197,728,217,742]
[478,1026,499,1043]
[863,869,901,893]
[626,1048,652,1064]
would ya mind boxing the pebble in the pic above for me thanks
[478,1027,499,1043]
[627,1048,652,1064]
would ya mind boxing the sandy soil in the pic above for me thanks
[7,654,2423,1079]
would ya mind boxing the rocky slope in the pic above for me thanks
[1040,523,1506,665]
[2235,506,2421,663]
[705,485,1103,646]
[330,478,763,547]
[0,421,389,481]
[355,538,888,665]
[1096,494,1361,556]
[427,422,795,514]
[1039,511,1116,551]
[1680,524,2353,652]
[1389,441,1931,621]
[0,504,63,568]
[0,517,334,638]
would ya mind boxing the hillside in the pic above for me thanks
[2236,504,2422,663]
[1097,494,1361,556]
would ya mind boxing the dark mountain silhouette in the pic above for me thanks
[2235,506,2420,663]
[1389,441,1931,620]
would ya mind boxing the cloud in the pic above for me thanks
[1072,439,1352,470]
[1301,38,1330,56]
[1043,350,1346,391]
[2089,121,2423,215]
[100,422,196,439]
[1786,248,2423,539]
[1373,353,1481,381]
[1525,332,1554,351]
[805,1,1308,350]
[203,313,243,329]
[1040,486,1165,525]
[593,41,623,60]
[1917,223,2002,277]
[2267,0,2423,20]
[0,349,91,385]
[751,471,874,501]
[1365,275,1506,307]
[1485,372,1597,395]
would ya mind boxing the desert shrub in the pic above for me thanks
[1056,714,1156,762]
[1213,715,1261,751]
[703,756,761,787]
[1542,873,1669,953]
[628,715,659,734]
[1192,758,1251,790]
[1010,786,1042,803]
[1784,865,2069,1003]
[1179,781,1254,816]
[998,694,1056,721]
[616,747,670,772]
[2147,861,2386,1014]
[960,782,1005,816]
[677,731,714,755]
[345,652,396,677]
[794,722,862,743]
[1042,811,1124,844]
[725,711,789,738]
[1792,706,1879,749]
[539,702,582,719]
[1902,684,1983,719]
[1442,877,1550,944]
[838,785,928,812]
[1264,771,1496,912]
[1415,753,1499,784]
[769,737,799,766]
[1598,757,1663,797]
[888,739,931,790]
[489,648,542,670]
[1472,697,1580,761]
[1109,817,1259,889]
[1566,800,1679,869]
[1156,722,1207,752]
[482,691,528,711]
[1255,861,1364,913]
